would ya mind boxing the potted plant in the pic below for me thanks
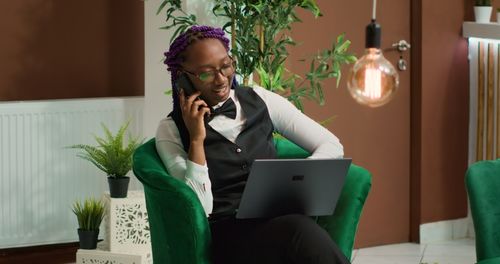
[69,121,143,198]
[158,0,356,112]
[72,198,106,249]
[474,0,492,23]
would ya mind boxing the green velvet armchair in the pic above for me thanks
[466,159,500,264]
[133,138,372,264]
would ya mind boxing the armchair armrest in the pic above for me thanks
[133,139,211,264]
[317,164,372,260]
[274,137,372,260]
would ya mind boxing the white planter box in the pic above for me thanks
[474,6,492,23]
[102,191,151,254]
[76,248,152,264]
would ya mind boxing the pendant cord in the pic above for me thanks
[372,0,377,21]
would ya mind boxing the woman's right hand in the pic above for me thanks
[179,89,211,143]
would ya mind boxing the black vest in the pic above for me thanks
[170,86,277,219]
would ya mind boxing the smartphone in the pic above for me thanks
[176,73,209,120]
[176,73,197,96]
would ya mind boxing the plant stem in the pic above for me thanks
[296,78,308,90]
[231,3,236,50]
[259,23,264,55]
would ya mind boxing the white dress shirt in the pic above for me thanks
[155,85,344,216]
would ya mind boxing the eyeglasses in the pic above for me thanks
[182,59,235,83]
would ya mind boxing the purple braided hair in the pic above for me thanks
[164,25,237,112]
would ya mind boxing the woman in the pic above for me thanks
[156,25,350,264]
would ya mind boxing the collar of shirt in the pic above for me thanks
[211,89,235,110]
[206,89,246,143]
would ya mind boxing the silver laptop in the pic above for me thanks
[235,158,352,219]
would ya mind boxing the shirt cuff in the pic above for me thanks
[185,159,209,183]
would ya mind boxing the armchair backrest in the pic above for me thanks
[133,138,211,264]
[466,159,500,263]
[274,136,310,158]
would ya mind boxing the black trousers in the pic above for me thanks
[209,214,351,264]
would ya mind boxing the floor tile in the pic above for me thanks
[424,243,476,257]
[351,249,359,262]
[352,255,422,264]
[427,238,475,246]
[420,255,476,264]
[356,243,426,256]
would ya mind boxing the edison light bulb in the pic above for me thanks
[347,18,399,107]
[347,48,399,107]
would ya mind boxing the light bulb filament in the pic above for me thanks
[363,67,382,99]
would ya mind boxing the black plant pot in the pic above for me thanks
[78,228,99,249]
[108,176,130,198]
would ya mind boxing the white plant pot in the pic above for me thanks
[474,6,492,23]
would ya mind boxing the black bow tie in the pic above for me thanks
[210,98,237,120]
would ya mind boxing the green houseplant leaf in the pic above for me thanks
[68,121,144,178]
[72,198,106,231]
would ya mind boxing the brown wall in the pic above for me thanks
[418,0,470,225]
[290,0,411,247]
[289,0,470,246]
[0,0,144,101]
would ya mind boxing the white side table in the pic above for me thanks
[102,190,151,253]
[76,248,152,264]
[76,190,152,264]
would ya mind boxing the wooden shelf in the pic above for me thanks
[463,22,500,40]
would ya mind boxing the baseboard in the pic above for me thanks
[0,242,78,264]
[419,217,471,244]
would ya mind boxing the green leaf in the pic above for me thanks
[346,55,357,63]
[67,120,144,177]
[336,33,344,45]
[299,0,322,17]
[72,198,105,230]
[256,65,271,90]
[335,39,351,54]
[319,115,337,127]
[170,24,187,44]
[157,0,170,15]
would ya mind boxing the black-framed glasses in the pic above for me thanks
[182,58,236,83]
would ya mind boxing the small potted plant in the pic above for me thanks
[69,121,143,198]
[72,198,106,249]
[475,0,492,23]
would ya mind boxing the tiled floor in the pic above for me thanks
[351,238,476,264]
[66,239,476,264]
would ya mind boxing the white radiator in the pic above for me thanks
[468,38,500,163]
[0,97,145,248]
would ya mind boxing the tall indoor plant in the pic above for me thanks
[72,197,106,249]
[69,121,143,198]
[158,0,356,112]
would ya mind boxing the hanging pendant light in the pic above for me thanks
[347,0,399,107]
